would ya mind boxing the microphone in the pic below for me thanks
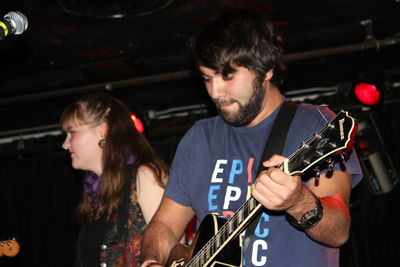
[0,11,28,40]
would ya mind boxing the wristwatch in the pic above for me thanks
[285,195,323,230]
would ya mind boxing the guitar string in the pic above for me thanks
[317,104,330,124]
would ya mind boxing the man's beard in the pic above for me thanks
[213,79,265,127]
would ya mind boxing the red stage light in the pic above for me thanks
[130,114,145,133]
[354,82,381,106]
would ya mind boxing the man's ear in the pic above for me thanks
[97,122,109,139]
[264,69,274,81]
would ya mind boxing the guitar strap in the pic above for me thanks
[245,100,299,238]
[255,100,299,175]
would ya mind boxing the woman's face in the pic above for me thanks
[62,122,104,175]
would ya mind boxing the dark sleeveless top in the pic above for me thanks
[77,214,108,266]
[75,165,147,267]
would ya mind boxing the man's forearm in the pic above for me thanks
[141,220,180,265]
[305,195,351,246]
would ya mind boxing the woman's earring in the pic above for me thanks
[98,139,106,148]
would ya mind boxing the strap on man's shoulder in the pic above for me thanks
[256,101,299,177]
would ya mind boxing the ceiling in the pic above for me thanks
[0,0,400,143]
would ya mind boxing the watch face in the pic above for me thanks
[305,216,320,228]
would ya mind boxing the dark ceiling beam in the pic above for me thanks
[0,70,192,105]
[283,36,400,62]
[0,36,399,106]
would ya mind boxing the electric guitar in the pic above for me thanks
[166,110,358,267]
[0,239,20,257]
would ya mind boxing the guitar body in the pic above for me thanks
[167,214,242,267]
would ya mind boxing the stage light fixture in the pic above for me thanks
[131,114,144,133]
[354,82,381,106]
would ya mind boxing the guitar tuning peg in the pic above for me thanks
[327,160,335,172]
[340,153,346,163]
[314,166,320,180]
[301,141,309,149]
[328,142,337,148]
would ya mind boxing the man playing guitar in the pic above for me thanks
[141,10,362,267]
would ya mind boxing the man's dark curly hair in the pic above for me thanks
[190,10,286,86]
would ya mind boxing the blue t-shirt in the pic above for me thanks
[165,102,362,267]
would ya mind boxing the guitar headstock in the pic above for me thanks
[286,110,358,176]
[0,239,20,257]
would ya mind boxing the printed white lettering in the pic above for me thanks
[211,159,228,183]
[251,240,268,266]
[223,186,241,209]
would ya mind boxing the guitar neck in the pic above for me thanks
[187,196,262,266]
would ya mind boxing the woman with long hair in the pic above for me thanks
[60,92,168,266]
